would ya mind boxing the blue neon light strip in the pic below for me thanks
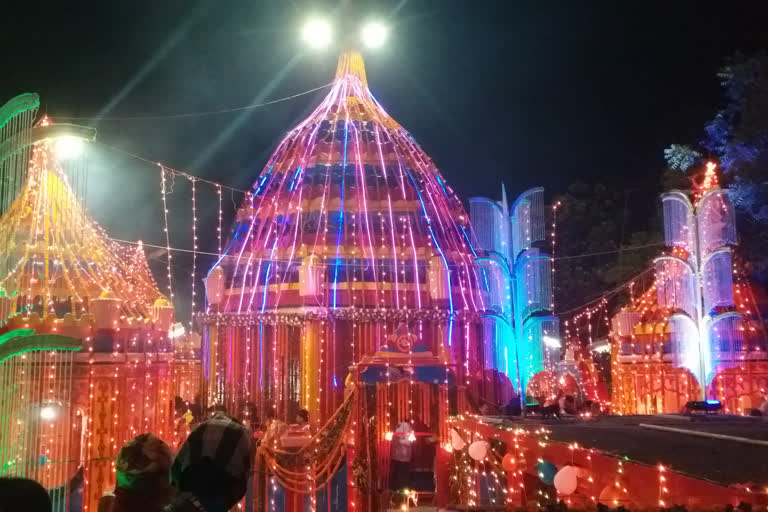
[401,164,454,317]
[435,173,450,198]
[288,167,302,192]
[253,164,274,195]
[332,120,348,309]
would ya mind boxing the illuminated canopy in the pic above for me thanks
[212,51,484,315]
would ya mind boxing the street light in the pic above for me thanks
[360,21,387,49]
[55,136,84,160]
[301,17,333,49]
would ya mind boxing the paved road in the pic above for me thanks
[515,415,768,485]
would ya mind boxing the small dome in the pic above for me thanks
[153,297,171,307]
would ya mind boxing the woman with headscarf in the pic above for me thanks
[98,433,174,512]
[165,412,253,512]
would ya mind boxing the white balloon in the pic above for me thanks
[554,465,579,496]
[450,429,465,451]
[468,440,489,461]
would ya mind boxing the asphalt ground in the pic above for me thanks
[512,415,768,485]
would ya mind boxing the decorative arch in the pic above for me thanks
[525,369,585,402]
[696,188,737,256]
[510,187,544,259]
[707,312,744,379]
[661,191,695,254]
[708,361,768,415]
[668,313,703,388]
[515,250,552,320]
[701,248,734,315]
[655,256,697,319]
[469,197,506,254]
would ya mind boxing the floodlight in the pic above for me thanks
[302,18,333,49]
[40,405,57,420]
[55,136,84,160]
[360,21,387,49]
[542,335,562,349]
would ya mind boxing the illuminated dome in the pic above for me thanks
[211,51,484,315]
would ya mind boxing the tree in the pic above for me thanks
[665,52,768,281]
[553,182,662,314]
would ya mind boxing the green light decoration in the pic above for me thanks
[0,93,39,131]
[0,328,83,504]
[0,122,96,165]
[0,329,82,364]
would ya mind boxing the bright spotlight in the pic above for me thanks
[360,21,387,49]
[55,136,84,160]
[302,18,332,49]
[542,335,562,349]
[168,322,186,340]
[40,405,57,420]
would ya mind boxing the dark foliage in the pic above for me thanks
[553,182,662,315]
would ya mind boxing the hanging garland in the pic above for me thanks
[197,307,481,327]
[350,453,370,495]
[258,390,356,494]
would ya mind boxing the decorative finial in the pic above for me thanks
[335,50,368,85]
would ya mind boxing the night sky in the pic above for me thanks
[3,1,768,319]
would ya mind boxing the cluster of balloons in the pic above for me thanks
[537,461,582,495]
[450,429,491,461]
[450,430,583,497]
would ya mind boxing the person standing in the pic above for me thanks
[165,412,252,512]
[389,419,414,496]
[98,434,174,512]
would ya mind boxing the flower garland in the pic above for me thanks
[197,307,481,327]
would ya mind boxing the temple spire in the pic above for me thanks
[334,50,367,86]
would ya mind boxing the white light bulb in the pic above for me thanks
[302,18,332,49]
[361,21,387,49]
[40,405,57,420]
[55,136,84,160]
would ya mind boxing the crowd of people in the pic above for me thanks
[0,400,316,512]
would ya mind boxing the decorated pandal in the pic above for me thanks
[197,50,559,509]
[1,49,767,512]
[0,94,200,512]
[611,163,768,414]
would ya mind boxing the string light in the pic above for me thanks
[190,177,197,329]
[159,164,174,302]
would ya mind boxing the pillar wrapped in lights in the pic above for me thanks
[611,162,768,414]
